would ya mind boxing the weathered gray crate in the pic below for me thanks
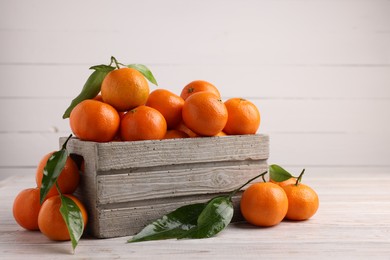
[60,134,269,238]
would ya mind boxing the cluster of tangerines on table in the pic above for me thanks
[13,152,87,241]
[241,166,319,227]
[68,66,261,143]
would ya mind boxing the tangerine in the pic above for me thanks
[146,89,184,129]
[69,99,120,142]
[38,195,88,241]
[282,183,319,221]
[223,98,260,135]
[13,188,41,231]
[163,129,189,139]
[120,105,167,141]
[174,121,199,138]
[214,131,227,137]
[35,152,80,198]
[93,94,103,102]
[182,92,228,136]
[180,80,220,100]
[101,67,149,111]
[240,182,288,227]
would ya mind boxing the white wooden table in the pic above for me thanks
[1,168,390,259]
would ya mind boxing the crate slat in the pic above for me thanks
[94,135,268,171]
[97,160,267,205]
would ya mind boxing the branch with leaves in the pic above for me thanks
[40,134,84,253]
[128,171,268,243]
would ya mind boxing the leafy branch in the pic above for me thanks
[40,134,84,252]
[128,171,268,243]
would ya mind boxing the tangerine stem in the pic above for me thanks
[228,170,267,200]
[295,168,305,186]
[109,56,114,67]
[61,134,73,151]
[55,181,63,196]
[111,56,121,69]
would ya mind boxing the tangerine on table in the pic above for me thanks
[120,105,167,141]
[38,195,88,241]
[282,183,319,221]
[182,92,228,136]
[13,188,41,231]
[69,99,120,142]
[35,152,80,198]
[101,67,150,111]
[223,98,260,135]
[180,80,221,100]
[146,89,184,129]
[240,182,288,227]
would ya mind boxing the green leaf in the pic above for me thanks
[129,203,207,243]
[39,134,72,204]
[180,196,234,239]
[62,68,114,119]
[40,149,68,204]
[89,64,116,72]
[127,64,158,86]
[59,195,84,252]
[128,171,268,243]
[269,164,294,182]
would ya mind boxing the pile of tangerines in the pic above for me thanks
[69,67,261,143]
[13,152,87,241]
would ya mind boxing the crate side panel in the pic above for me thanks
[95,134,269,171]
[97,160,268,205]
[94,194,243,238]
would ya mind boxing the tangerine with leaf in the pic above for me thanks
[35,152,80,198]
[38,194,88,241]
[269,164,319,221]
[282,169,319,221]
[101,67,150,112]
[63,56,157,118]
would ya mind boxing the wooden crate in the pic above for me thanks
[60,134,269,238]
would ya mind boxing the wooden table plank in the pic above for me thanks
[1,168,390,259]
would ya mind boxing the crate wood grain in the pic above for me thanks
[60,134,269,238]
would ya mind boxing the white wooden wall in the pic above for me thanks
[1,0,389,178]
